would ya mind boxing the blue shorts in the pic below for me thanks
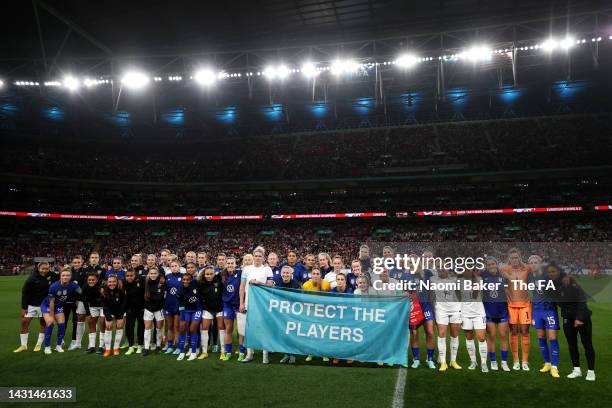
[164,305,179,317]
[223,303,239,320]
[533,309,559,330]
[180,310,202,323]
[40,303,64,315]
[484,302,509,323]
[421,302,434,321]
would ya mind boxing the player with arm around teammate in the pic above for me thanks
[101,275,127,357]
[197,266,225,360]
[529,255,561,378]
[431,267,462,371]
[176,273,202,361]
[270,265,301,364]
[14,262,54,353]
[458,268,489,373]
[142,267,165,356]
[81,272,104,353]
[481,257,511,371]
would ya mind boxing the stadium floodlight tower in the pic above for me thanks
[395,54,419,68]
[301,62,319,78]
[330,59,360,76]
[459,46,492,62]
[62,75,80,91]
[194,69,217,86]
[264,65,290,80]
[121,71,150,90]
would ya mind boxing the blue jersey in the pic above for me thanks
[222,270,242,305]
[42,281,80,308]
[389,268,406,281]
[280,262,307,282]
[165,272,184,310]
[320,266,333,277]
[531,273,556,311]
[272,276,301,289]
[105,268,126,281]
[270,266,282,279]
[346,273,358,289]
[481,271,507,303]
[414,269,434,304]
[177,282,202,311]
[332,286,354,294]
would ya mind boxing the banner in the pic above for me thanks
[244,285,410,365]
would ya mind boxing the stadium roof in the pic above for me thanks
[2,0,607,60]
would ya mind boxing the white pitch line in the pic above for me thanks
[392,367,407,408]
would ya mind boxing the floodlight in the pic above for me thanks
[301,62,318,78]
[395,54,419,68]
[121,71,150,89]
[460,46,492,62]
[194,69,216,86]
[62,76,80,91]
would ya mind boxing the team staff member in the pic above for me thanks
[101,275,127,357]
[197,266,225,360]
[81,272,104,353]
[124,269,145,355]
[547,264,596,381]
[68,255,87,351]
[14,262,56,353]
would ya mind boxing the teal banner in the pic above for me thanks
[244,285,410,365]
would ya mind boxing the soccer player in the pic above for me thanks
[302,268,331,292]
[353,275,376,295]
[481,257,510,371]
[40,267,81,354]
[458,268,489,372]
[500,248,532,371]
[431,267,462,371]
[144,254,159,275]
[176,273,202,361]
[164,260,184,354]
[197,252,209,273]
[130,255,146,277]
[14,262,54,353]
[331,272,353,294]
[271,265,301,289]
[547,263,596,381]
[215,253,227,274]
[41,266,81,355]
[318,253,333,277]
[81,272,104,353]
[359,245,372,275]
[142,267,165,356]
[185,262,198,279]
[267,252,281,278]
[197,266,225,360]
[160,249,172,275]
[221,256,244,361]
[239,248,273,363]
[324,255,343,289]
[280,250,305,280]
[347,260,362,289]
[107,257,126,281]
[101,275,127,357]
[408,258,436,369]
[67,255,87,351]
[295,254,316,283]
[529,255,560,378]
[185,251,197,267]
[124,269,145,355]
[242,253,254,268]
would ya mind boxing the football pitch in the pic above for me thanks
[0,275,610,408]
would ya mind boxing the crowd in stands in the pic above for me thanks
[2,114,610,183]
[1,216,610,275]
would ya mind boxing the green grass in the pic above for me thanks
[0,275,610,408]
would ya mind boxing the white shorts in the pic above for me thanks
[25,305,42,318]
[435,306,462,325]
[462,315,487,330]
[76,301,86,315]
[89,307,103,318]
[236,312,247,336]
[143,309,164,321]
[203,310,223,320]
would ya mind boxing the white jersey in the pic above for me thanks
[241,264,273,309]
[458,277,486,318]
[324,271,338,289]
[429,274,461,312]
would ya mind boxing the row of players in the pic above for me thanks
[14,247,596,380]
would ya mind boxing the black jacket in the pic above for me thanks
[81,283,103,312]
[198,275,223,313]
[71,267,88,287]
[552,274,592,321]
[143,278,165,312]
[102,286,127,317]
[125,276,145,311]
[21,272,54,309]
[83,265,105,281]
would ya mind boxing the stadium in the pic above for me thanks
[1,0,611,407]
